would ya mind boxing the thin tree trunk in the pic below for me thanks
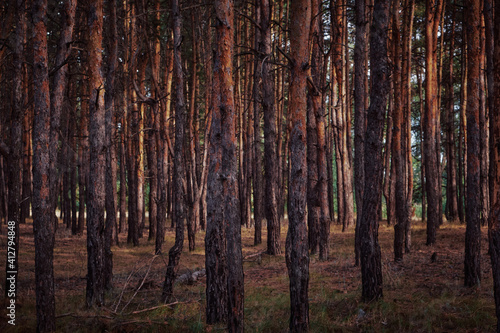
[261,0,281,256]
[424,0,444,245]
[162,0,187,302]
[487,1,500,330]
[253,0,263,245]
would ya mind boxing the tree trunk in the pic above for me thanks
[464,0,481,288]
[163,0,187,302]
[445,5,459,223]
[487,0,500,330]
[261,0,281,256]
[32,0,56,329]
[253,0,263,245]
[286,0,311,330]
[86,0,106,307]
[424,0,444,245]
[360,0,389,302]
[103,0,118,289]
[5,0,24,299]
[354,0,368,266]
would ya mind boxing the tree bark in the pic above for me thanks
[86,0,107,307]
[464,0,482,288]
[32,0,56,329]
[488,0,500,330]
[163,0,187,302]
[253,0,264,245]
[424,0,444,245]
[360,0,389,302]
[354,0,368,265]
[286,0,311,330]
[261,0,281,256]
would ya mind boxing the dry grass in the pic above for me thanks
[0,218,497,332]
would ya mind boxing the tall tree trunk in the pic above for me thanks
[464,0,482,288]
[286,0,311,330]
[487,0,500,330]
[261,0,281,255]
[103,0,118,289]
[5,0,24,299]
[360,0,389,301]
[205,1,244,328]
[162,0,187,302]
[253,0,263,245]
[354,0,368,266]
[32,0,56,329]
[445,5,459,223]
[424,0,444,245]
[86,0,106,307]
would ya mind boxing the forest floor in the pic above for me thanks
[0,217,496,332]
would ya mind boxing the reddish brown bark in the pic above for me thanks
[32,0,56,329]
[205,1,244,329]
[286,0,311,330]
[424,0,444,245]
[86,0,107,307]
[464,0,482,288]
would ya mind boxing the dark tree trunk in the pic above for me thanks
[445,6,459,223]
[488,1,500,330]
[360,0,389,302]
[162,0,187,302]
[86,0,106,308]
[5,0,24,299]
[253,0,264,246]
[261,0,281,256]
[32,0,56,329]
[103,0,118,289]
[286,0,311,330]
[354,0,368,266]
[464,0,481,288]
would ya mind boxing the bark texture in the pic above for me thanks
[359,0,389,302]
[86,0,107,308]
[32,0,56,329]
[464,0,481,288]
[286,0,311,330]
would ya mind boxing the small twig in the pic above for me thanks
[120,255,158,314]
[56,312,114,320]
[128,300,199,315]
[243,251,266,260]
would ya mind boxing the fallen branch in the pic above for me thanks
[243,251,266,261]
[128,299,199,315]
